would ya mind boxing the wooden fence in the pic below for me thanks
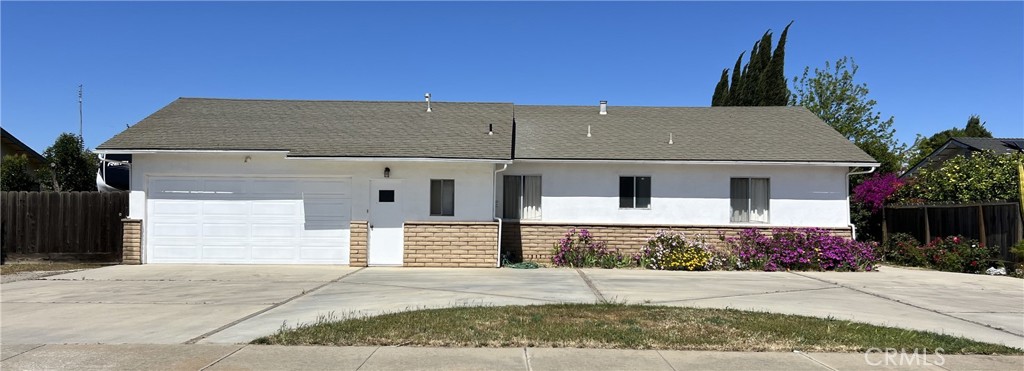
[1,191,129,261]
[884,202,1023,263]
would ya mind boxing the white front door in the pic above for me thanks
[368,179,404,266]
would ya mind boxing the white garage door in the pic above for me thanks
[146,177,351,264]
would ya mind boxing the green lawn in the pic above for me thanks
[253,303,1021,354]
[0,262,106,276]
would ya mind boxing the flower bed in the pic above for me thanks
[883,233,999,274]
[549,227,877,272]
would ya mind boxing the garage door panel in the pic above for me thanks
[251,201,300,217]
[202,224,249,238]
[150,245,200,259]
[202,201,249,216]
[151,200,202,215]
[251,224,300,238]
[301,181,350,195]
[147,176,350,264]
[203,179,247,195]
[150,179,201,195]
[151,223,202,237]
[300,246,347,261]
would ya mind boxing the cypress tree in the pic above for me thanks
[712,69,730,106]
[727,52,744,105]
[754,31,774,105]
[740,39,763,106]
[766,21,793,105]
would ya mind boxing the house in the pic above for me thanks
[1,127,47,170]
[901,137,1024,179]
[96,97,878,267]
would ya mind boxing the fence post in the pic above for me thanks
[923,206,931,242]
[977,205,987,247]
[882,207,889,244]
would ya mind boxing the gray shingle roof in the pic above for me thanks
[513,105,877,163]
[98,98,877,164]
[952,137,1024,154]
[97,98,515,160]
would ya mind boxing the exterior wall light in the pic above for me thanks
[384,167,391,178]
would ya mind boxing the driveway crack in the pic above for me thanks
[575,269,607,304]
[183,267,366,344]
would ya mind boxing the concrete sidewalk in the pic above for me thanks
[0,344,1019,368]
[1,344,1021,370]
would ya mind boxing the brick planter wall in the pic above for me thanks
[404,221,499,268]
[501,222,853,263]
[349,221,368,267]
[122,219,142,265]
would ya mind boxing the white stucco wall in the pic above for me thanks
[497,162,852,228]
[127,152,497,223]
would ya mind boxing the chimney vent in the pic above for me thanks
[425,93,432,113]
[599,100,607,115]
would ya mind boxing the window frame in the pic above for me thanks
[730,177,770,224]
[429,179,455,217]
[503,175,542,220]
[618,175,652,210]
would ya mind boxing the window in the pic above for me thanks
[430,179,455,216]
[619,176,651,209]
[731,178,770,223]
[503,175,542,220]
[378,190,395,203]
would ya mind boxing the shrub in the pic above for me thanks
[635,231,716,271]
[882,233,928,267]
[551,228,631,269]
[924,236,996,274]
[723,228,877,272]
[852,173,904,213]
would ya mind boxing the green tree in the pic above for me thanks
[711,22,792,106]
[894,151,1022,204]
[41,133,98,192]
[790,57,904,174]
[907,115,994,168]
[0,154,41,191]
[712,69,730,106]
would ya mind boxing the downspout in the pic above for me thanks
[846,166,876,240]
[493,163,509,267]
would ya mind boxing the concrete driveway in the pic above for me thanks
[1,265,1021,349]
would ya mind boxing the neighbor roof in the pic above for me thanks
[513,105,877,163]
[97,98,515,160]
[901,137,1024,178]
[1,127,47,166]
[949,137,1024,154]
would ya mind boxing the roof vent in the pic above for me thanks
[587,125,592,138]
[425,93,432,113]
[599,100,607,115]
[669,133,674,145]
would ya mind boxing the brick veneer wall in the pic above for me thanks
[404,221,499,268]
[349,221,368,267]
[501,222,853,263]
[122,219,142,265]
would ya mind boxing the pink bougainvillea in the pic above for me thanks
[852,173,904,212]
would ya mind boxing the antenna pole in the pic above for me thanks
[78,84,84,141]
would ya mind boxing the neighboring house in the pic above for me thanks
[96,97,877,267]
[902,137,1024,179]
[1,127,47,170]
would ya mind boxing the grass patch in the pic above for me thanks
[252,304,1021,354]
[0,262,106,276]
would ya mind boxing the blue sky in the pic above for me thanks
[2,1,1022,153]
